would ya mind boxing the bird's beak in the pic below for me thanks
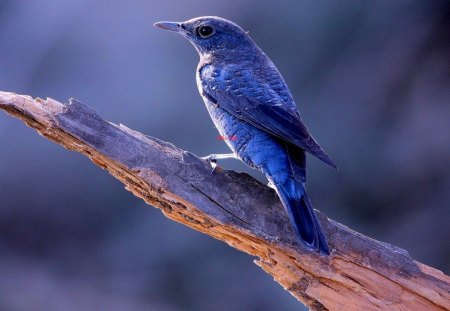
[154,21,183,33]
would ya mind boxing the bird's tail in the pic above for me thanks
[273,178,330,255]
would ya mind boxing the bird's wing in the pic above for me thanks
[200,64,337,169]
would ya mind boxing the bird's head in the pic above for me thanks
[154,16,257,59]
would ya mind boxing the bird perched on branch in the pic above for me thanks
[155,16,337,255]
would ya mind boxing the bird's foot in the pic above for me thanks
[201,153,237,173]
[201,154,218,173]
[201,154,217,162]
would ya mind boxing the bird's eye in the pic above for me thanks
[197,25,214,38]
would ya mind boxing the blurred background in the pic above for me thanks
[0,1,449,310]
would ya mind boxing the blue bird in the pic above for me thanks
[155,16,337,255]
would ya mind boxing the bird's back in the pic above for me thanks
[198,56,337,170]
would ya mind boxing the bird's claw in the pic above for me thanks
[202,154,221,162]
[202,154,218,173]
[209,161,218,173]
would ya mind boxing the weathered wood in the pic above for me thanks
[0,91,449,311]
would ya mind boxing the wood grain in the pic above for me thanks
[1,91,449,311]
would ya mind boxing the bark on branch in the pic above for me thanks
[0,91,448,311]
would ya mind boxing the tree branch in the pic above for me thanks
[0,91,448,311]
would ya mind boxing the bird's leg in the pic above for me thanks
[201,153,237,161]
[201,153,238,173]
